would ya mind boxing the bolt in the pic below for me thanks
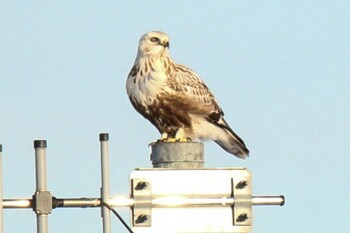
[236,213,249,222]
[236,180,249,189]
[135,214,149,224]
[135,181,149,190]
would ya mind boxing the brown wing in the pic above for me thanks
[167,64,224,118]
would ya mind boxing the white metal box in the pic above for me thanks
[130,168,252,233]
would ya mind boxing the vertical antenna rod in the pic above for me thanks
[100,133,111,233]
[0,144,3,233]
[34,140,49,233]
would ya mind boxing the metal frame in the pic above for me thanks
[0,134,285,233]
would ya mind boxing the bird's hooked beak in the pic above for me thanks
[161,40,169,49]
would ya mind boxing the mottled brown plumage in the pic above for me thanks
[126,31,249,158]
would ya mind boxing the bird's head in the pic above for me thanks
[137,31,170,57]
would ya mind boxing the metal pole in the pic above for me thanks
[34,140,48,233]
[2,195,285,209]
[252,196,285,206]
[151,142,204,168]
[100,133,111,233]
[2,199,33,208]
[0,144,3,233]
[52,198,100,208]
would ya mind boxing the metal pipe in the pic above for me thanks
[100,133,111,233]
[34,141,47,191]
[53,198,100,208]
[2,199,33,208]
[151,142,204,168]
[34,140,48,233]
[0,144,3,233]
[2,195,285,209]
[106,196,134,208]
[151,196,234,207]
[37,215,48,233]
[252,195,285,206]
[107,195,284,208]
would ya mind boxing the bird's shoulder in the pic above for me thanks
[166,63,209,94]
[165,63,224,116]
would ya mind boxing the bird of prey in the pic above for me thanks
[126,31,249,158]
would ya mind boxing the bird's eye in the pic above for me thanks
[150,37,159,43]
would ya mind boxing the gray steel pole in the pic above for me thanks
[100,133,111,233]
[34,140,48,233]
[0,144,3,233]
[2,195,285,209]
[151,142,204,168]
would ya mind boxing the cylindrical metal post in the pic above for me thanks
[252,196,285,206]
[52,198,100,208]
[151,142,204,168]
[0,144,3,233]
[100,133,111,233]
[2,199,33,208]
[1,195,285,209]
[34,140,48,233]
[37,215,48,233]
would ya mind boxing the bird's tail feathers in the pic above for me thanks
[214,119,249,159]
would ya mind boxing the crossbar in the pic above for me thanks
[2,195,284,209]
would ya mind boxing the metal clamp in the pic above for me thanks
[232,176,252,226]
[131,178,152,227]
[33,191,53,215]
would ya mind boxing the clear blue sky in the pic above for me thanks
[1,1,349,232]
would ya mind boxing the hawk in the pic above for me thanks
[126,31,249,158]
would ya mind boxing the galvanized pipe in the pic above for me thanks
[151,142,204,168]
[34,140,48,233]
[2,199,32,208]
[100,133,111,233]
[2,195,284,209]
[107,195,285,208]
[252,195,285,206]
[53,198,100,208]
[0,144,3,233]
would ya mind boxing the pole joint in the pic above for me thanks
[32,191,53,215]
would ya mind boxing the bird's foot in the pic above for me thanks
[148,138,168,146]
[163,137,192,143]
[148,137,192,146]
[181,137,192,142]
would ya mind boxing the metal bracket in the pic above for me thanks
[131,178,151,227]
[33,191,53,215]
[232,175,252,226]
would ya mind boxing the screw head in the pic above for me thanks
[135,181,149,190]
[236,213,249,222]
[135,214,149,224]
[236,180,249,189]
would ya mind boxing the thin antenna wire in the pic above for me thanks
[101,201,134,233]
